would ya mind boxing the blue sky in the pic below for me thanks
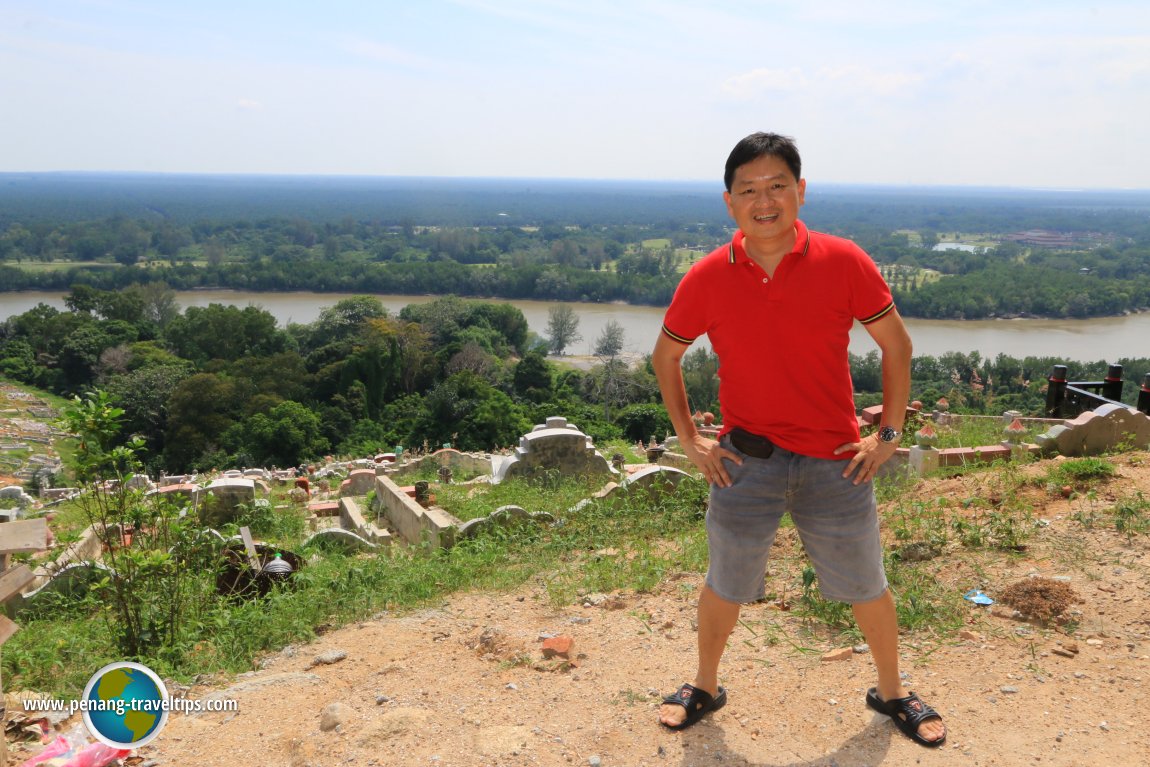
[2,1,1148,188]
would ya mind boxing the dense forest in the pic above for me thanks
[4,285,1150,477]
[2,174,1150,319]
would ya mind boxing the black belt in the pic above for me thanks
[729,427,775,459]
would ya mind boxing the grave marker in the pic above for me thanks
[1,518,49,767]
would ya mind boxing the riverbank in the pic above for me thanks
[4,289,1150,363]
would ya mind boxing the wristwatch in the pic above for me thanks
[878,426,902,443]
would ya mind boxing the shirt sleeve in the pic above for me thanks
[661,260,711,344]
[849,245,895,324]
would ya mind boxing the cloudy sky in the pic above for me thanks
[2,1,1147,188]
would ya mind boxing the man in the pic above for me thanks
[652,132,946,748]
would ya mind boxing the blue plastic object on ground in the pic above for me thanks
[963,589,994,605]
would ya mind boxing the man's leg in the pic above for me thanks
[852,590,946,743]
[658,584,740,727]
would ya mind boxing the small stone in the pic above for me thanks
[506,683,518,690]
[589,757,602,767]
[852,643,870,654]
[821,647,853,662]
[319,702,351,732]
[375,695,390,705]
[1099,721,1110,731]
[959,630,982,641]
[1086,639,1103,647]
[543,635,575,659]
[1000,686,1019,694]
[1074,672,1087,679]
[312,649,348,666]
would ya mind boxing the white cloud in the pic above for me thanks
[722,68,809,99]
[721,63,924,102]
[236,98,263,111]
[816,65,925,97]
[340,37,433,69]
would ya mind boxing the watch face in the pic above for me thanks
[879,426,899,442]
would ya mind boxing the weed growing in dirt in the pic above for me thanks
[1113,491,1150,535]
[888,499,949,549]
[1074,489,1150,535]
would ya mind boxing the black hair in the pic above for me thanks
[724,132,802,192]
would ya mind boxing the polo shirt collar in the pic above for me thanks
[728,219,811,264]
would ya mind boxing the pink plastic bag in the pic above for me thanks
[17,736,70,767]
[17,736,131,767]
[58,742,132,767]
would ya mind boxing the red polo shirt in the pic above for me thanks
[662,219,894,459]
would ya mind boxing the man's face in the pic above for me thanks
[723,154,806,242]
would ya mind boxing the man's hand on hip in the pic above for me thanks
[834,433,898,485]
[685,434,742,488]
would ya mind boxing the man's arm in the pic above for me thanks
[834,308,913,484]
[652,333,741,486]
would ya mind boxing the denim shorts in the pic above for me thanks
[704,434,888,605]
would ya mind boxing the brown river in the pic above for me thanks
[3,290,1150,364]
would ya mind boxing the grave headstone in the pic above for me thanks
[1,518,49,767]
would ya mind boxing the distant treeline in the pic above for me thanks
[0,260,680,306]
[4,174,1150,233]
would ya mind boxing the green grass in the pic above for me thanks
[919,417,1033,450]
[9,261,122,272]
[434,472,604,522]
[1041,457,1117,489]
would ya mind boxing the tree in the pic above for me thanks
[417,371,530,450]
[681,346,720,414]
[594,319,626,359]
[59,391,216,658]
[512,351,554,403]
[312,296,389,343]
[592,319,628,421]
[546,304,581,355]
[226,400,330,468]
[165,304,290,364]
[104,364,191,466]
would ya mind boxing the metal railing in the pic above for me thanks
[1045,363,1150,418]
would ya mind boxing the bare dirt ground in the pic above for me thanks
[9,453,1150,767]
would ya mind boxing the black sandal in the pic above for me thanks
[659,683,727,731]
[866,687,946,748]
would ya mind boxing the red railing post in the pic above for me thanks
[1045,364,1068,418]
